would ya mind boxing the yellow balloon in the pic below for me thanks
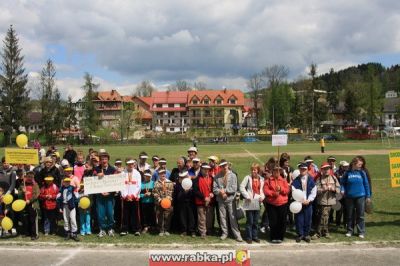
[1,216,13,231]
[79,197,91,209]
[12,199,26,212]
[3,194,13,205]
[16,134,28,148]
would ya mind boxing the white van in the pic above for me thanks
[244,132,256,137]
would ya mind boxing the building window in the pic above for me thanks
[168,104,174,108]
[204,99,209,104]
[216,99,222,104]
[389,114,392,119]
[229,98,236,104]
[181,112,187,116]
[156,104,162,108]
[205,110,211,116]
[172,119,175,124]
[180,103,185,107]
[170,128,174,132]
[157,112,162,116]
[192,100,198,104]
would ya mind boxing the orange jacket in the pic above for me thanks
[263,176,289,206]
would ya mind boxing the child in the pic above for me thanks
[39,176,59,235]
[292,163,317,243]
[73,153,86,180]
[57,177,79,241]
[140,171,155,234]
[18,171,40,240]
[312,163,340,239]
[153,169,174,236]
[78,183,92,236]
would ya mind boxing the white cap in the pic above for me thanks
[99,148,106,154]
[126,159,136,164]
[340,161,350,167]
[140,155,148,159]
[144,172,152,177]
[159,159,167,164]
[192,158,200,162]
[61,159,69,167]
[187,147,198,153]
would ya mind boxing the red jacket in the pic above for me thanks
[39,183,59,210]
[263,176,289,206]
[193,174,214,206]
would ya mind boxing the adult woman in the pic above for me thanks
[340,157,371,238]
[259,157,278,233]
[263,165,289,243]
[240,163,265,244]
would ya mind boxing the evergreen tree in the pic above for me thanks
[81,73,99,137]
[0,25,30,146]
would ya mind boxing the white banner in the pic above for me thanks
[272,134,288,146]
[84,173,125,195]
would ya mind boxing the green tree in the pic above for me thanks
[0,25,30,146]
[81,73,99,137]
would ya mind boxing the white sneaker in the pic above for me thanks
[159,232,165,236]
[164,231,170,236]
[11,228,17,236]
[108,229,115,237]
[260,227,266,233]
[98,230,107,238]
[220,234,228,240]
[359,234,365,239]
[345,232,352,237]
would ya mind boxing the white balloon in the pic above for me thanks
[332,201,342,211]
[182,178,193,190]
[290,201,302,214]
[336,193,343,201]
[292,169,300,179]
[292,189,305,202]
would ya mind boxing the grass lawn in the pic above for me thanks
[1,140,399,245]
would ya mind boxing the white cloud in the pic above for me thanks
[1,0,400,91]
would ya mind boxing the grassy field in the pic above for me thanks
[1,140,399,244]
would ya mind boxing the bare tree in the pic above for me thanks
[134,80,156,97]
[193,81,207,91]
[247,73,264,128]
[168,80,192,91]
[262,65,289,89]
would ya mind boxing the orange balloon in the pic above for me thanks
[160,198,171,209]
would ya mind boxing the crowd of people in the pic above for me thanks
[0,144,372,244]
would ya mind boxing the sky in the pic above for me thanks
[1,0,400,100]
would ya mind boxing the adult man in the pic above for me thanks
[213,159,243,242]
[36,156,61,187]
[193,163,215,238]
[63,144,77,167]
[94,152,117,237]
[153,169,174,236]
[152,158,171,181]
[188,158,201,179]
[120,158,142,236]
[292,163,317,243]
[187,147,198,160]
[137,152,150,174]
[208,156,220,178]
[170,157,186,183]
[0,157,16,196]
[175,171,195,237]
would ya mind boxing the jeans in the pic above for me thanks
[80,209,91,234]
[43,209,58,234]
[345,197,365,235]
[96,195,115,231]
[295,204,313,237]
[245,210,260,241]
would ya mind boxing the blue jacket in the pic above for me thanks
[340,169,371,198]
[57,185,77,210]
[151,169,171,182]
[292,175,315,200]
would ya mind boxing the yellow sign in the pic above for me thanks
[5,148,39,165]
[389,150,400,188]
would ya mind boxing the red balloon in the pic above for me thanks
[160,198,171,209]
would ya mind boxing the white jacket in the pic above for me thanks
[120,169,142,200]
[240,175,265,201]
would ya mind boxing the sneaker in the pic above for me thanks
[220,234,228,240]
[120,231,128,236]
[276,240,282,244]
[108,229,115,237]
[45,232,49,236]
[98,230,107,238]
[271,239,278,244]
[191,233,196,238]
[64,232,70,240]
[296,236,302,243]
[141,227,149,234]
[31,235,39,241]
[260,227,266,233]
[200,234,206,239]
[180,232,187,237]
[325,233,331,239]
[71,233,80,242]
[11,228,17,236]
[236,238,243,242]
[345,232,352,237]
[304,236,311,243]
[135,231,141,236]
[311,234,320,240]
[86,232,92,235]
[80,232,85,236]
[159,232,165,236]
[253,238,260,243]
[164,231,170,236]
[359,234,365,239]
